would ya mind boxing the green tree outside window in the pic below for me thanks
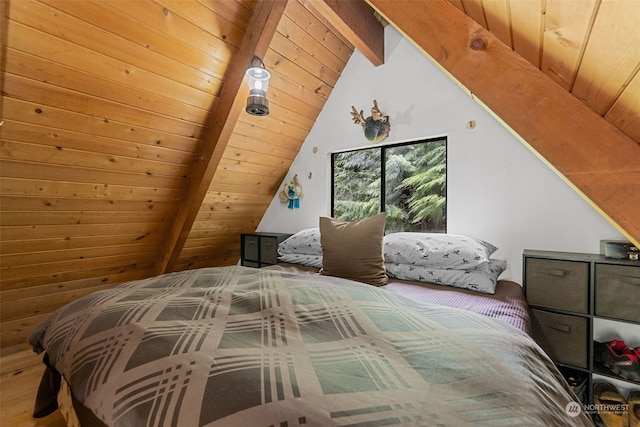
[332,138,446,233]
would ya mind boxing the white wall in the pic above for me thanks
[258,26,625,282]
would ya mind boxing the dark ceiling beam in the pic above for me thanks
[303,0,384,66]
[366,0,640,247]
[157,0,288,274]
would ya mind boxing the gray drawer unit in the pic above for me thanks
[525,258,589,314]
[243,235,260,261]
[531,309,588,368]
[595,263,640,323]
[523,249,640,404]
[241,232,292,268]
[260,237,280,265]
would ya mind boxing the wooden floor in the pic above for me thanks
[1,344,66,427]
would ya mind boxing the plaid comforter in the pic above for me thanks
[30,265,592,426]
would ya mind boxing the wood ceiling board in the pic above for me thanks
[0,259,156,289]
[205,180,285,197]
[1,282,122,323]
[150,0,247,51]
[3,49,211,125]
[0,267,154,302]
[181,233,245,247]
[194,209,272,223]
[270,33,342,85]
[264,100,318,131]
[482,0,511,47]
[181,248,242,264]
[158,0,288,274]
[277,14,349,78]
[211,168,284,187]
[6,22,215,110]
[0,177,183,202]
[0,160,185,191]
[572,0,640,115]
[0,195,177,215]
[2,140,190,179]
[232,119,306,149]
[449,0,464,12]
[0,233,162,256]
[285,0,353,65]
[0,210,171,227]
[302,0,383,66]
[460,0,486,28]
[236,113,310,141]
[264,56,334,107]
[222,147,291,170]
[4,74,207,139]
[509,0,543,67]
[368,0,640,247]
[2,121,198,165]
[217,157,289,179]
[19,0,227,91]
[0,252,159,285]
[228,134,300,161]
[541,0,597,90]
[605,70,640,142]
[197,0,254,28]
[0,222,162,243]
[0,242,160,271]
[3,97,201,151]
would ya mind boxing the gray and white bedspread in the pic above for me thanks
[383,279,531,335]
[30,265,592,426]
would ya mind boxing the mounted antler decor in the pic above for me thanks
[279,174,302,209]
[350,100,390,143]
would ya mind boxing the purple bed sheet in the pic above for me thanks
[268,263,531,334]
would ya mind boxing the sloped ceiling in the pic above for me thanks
[366,0,640,247]
[0,0,353,350]
[449,0,640,142]
[0,0,639,351]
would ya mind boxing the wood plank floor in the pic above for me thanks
[1,344,66,427]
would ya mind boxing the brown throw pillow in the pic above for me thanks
[319,213,388,286]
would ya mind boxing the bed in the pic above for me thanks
[29,220,593,426]
[269,262,531,335]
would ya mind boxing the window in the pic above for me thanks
[331,137,446,233]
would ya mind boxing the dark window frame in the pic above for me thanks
[331,136,447,233]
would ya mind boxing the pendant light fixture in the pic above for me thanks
[245,56,271,116]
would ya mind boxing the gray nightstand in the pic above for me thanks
[241,232,292,268]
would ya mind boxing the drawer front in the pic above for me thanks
[595,264,640,323]
[260,237,279,265]
[531,309,588,368]
[242,235,259,261]
[525,258,589,313]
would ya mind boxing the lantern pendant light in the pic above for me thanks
[245,56,271,116]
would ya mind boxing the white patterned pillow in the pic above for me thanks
[278,228,322,256]
[277,253,323,269]
[385,259,507,294]
[383,233,498,269]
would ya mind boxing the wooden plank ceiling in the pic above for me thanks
[448,0,640,143]
[0,0,639,351]
[0,0,355,350]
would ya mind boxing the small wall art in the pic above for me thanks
[279,174,302,209]
[350,100,390,143]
